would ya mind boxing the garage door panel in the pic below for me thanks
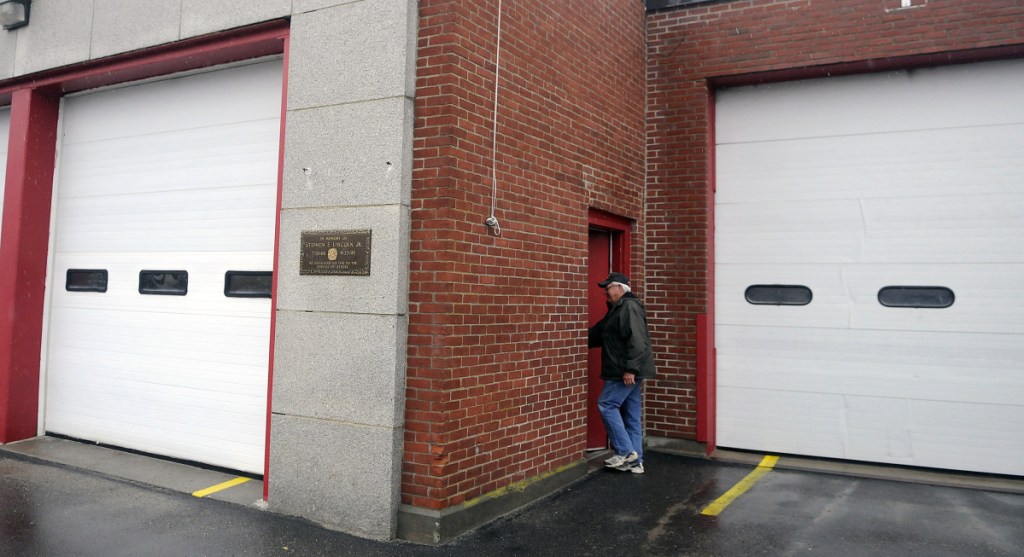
[717,265,852,329]
[716,60,1024,145]
[62,62,283,145]
[49,372,266,414]
[910,403,1024,476]
[45,398,264,433]
[45,60,280,474]
[52,253,272,311]
[862,192,1024,234]
[57,185,277,255]
[46,393,265,442]
[859,192,1024,264]
[717,324,1023,370]
[719,387,1024,476]
[720,263,1024,334]
[716,199,864,264]
[58,185,277,219]
[717,193,1024,264]
[58,212,276,253]
[847,269,1024,334]
[48,303,272,373]
[715,59,1024,475]
[47,352,269,392]
[49,311,270,364]
[718,387,848,455]
[717,353,1024,408]
[60,119,280,197]
[718,328,1024,406]
[46,385,267,472]
[903,401,1024,477]
[49,293,271,321]
[719,233,1024,265]
[44,410,265,472]
[717,124,1024,206]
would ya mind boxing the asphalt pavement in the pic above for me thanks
[2,445,1023,556]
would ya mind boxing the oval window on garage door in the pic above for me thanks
[878,286,954,308]
[745,284,813,306]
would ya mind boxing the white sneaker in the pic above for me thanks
[615,461,644,474]
[604,451,638,468]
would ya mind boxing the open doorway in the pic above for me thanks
[587,210,631,450]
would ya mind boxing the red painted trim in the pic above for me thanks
[0,89,60,443]
[264,33,290,499]
[709,44,1024,89]
[588,208,632,232]
[618,230,631,280]
[701,85,717,456]
[0,20,289,105]
[586,209,634,450]
[696,314,708,442]
[587,208,632,278]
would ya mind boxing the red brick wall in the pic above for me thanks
[406,0,646,510]
[645,0,1024,439]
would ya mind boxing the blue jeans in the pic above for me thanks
[598,379,643,462]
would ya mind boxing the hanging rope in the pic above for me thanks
[485,0,504,237]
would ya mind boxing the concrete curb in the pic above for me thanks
[645,441,1024,495]
[0,436,265,506]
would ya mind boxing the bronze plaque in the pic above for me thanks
[299,229,372,276]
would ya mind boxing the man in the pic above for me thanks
[588,271,656,474]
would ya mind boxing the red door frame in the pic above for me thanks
[587,230,612,449]
[0,23,289,495]
[588,209,631,273]
[587,209,632,449]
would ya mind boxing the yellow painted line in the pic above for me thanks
[192,477,251,498]
[700,455,779,516]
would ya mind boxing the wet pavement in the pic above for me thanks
[2,446,1023,556]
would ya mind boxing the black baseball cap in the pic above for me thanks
[597,272,630,287]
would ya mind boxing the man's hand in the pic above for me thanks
[623,372,636,385]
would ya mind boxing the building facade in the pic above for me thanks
[646,0,1024,475]
[0,0,1021,544]
[401,0,646,541]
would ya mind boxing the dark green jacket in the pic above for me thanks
[588,293,656,380]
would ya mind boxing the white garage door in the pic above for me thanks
[44,60,282,474]
[0,108,10,243]
[715,59,1024,476]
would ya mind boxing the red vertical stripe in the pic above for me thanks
[696,314,707,442]
[586,230,612,449]
[264,33,290,498]
[699,86,717,456]
[0,88,60,443]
